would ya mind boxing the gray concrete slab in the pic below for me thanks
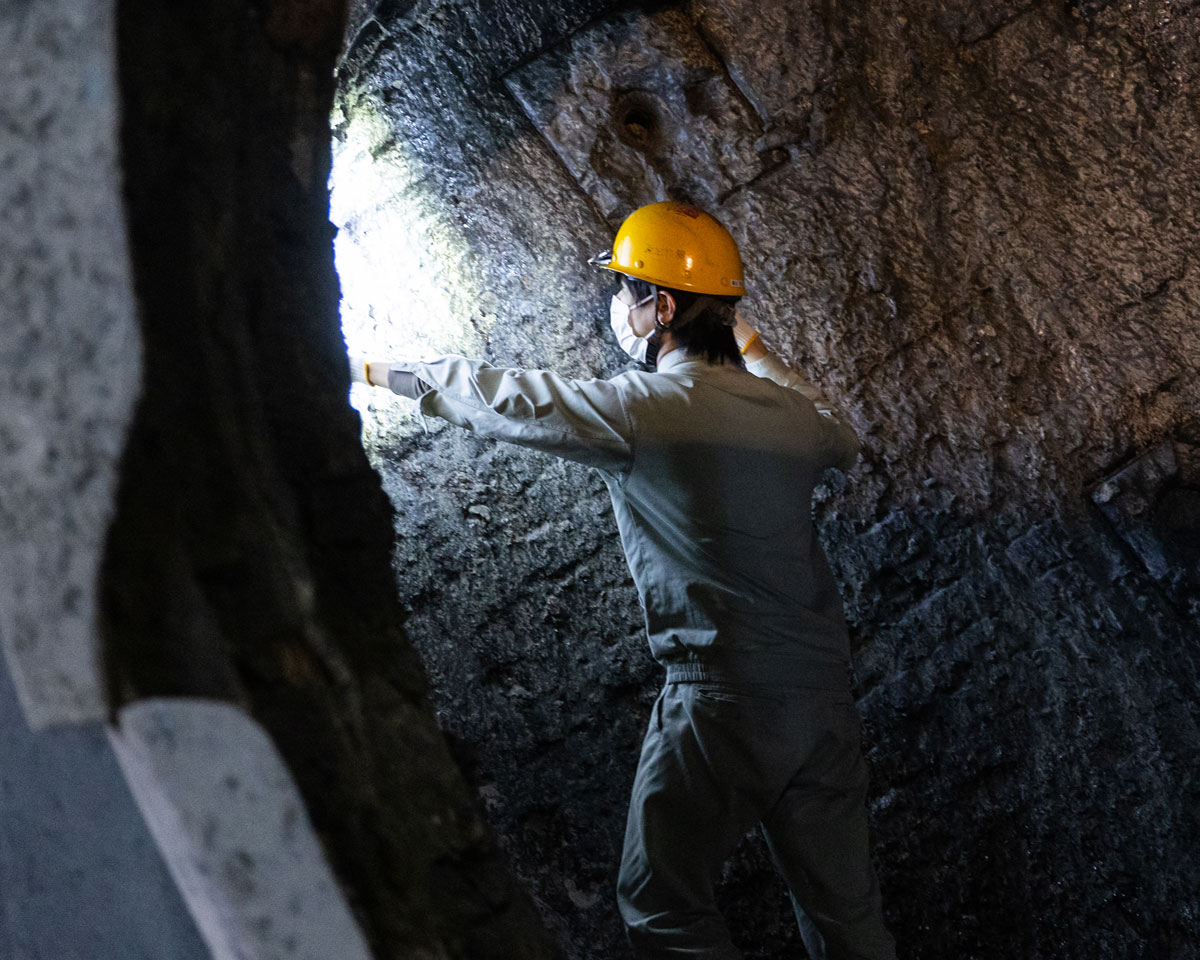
[0,656,208,960]
[108,698,374,960]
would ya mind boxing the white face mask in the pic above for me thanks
[610,293,653,362]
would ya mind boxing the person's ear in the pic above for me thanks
[657,290,677,326]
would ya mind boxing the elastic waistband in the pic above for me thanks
[663,652,851,692]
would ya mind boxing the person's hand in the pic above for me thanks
[348,354,371,385]
[349,355,432,397]
[349,356,402,388]
[732,315,766,361]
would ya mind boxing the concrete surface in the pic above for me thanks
[0,654,207,960]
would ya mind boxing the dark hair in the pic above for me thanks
[625,277,744,368]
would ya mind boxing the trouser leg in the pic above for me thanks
[616,685,768,959]
[759,698,896,960]
[617,683,895,960]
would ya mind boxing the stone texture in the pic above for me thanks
[337,0,1200,957]
[3,0,564,954]
[108,699,373,960]
[0,0,139,729]
[8,0,1195,955]
[1090,440,1200,615]
[505,8,766,217]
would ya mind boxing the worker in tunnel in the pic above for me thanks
[350,200,896,960]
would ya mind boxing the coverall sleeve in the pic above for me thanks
[819,415,861,472]
[745,353,835,416]
[388,356,635,475]
[746,353,860,471]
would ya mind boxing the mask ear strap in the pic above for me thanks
[655,286,684,335]
[653,290,712,334]
[643,284,663,367]
[645,330,662,368]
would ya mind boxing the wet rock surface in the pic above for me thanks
[338,0,1200,957]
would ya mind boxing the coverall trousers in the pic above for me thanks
[617,682,896,960]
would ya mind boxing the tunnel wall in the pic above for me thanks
[336,1,1200,958]
[101,1,560,957]
[3,0,560,957]
[0,5,210,957]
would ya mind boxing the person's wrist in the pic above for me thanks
[388,369,432,400]
[366,361,391,387]
[732,318,756,349]
[732,318,768,360]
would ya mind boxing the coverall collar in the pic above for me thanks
[655,350,717,375]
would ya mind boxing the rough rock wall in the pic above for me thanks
[0,5,208,956]
[0,0,139,730]
[335,2,652,954]
[98,1,554,957]
[337,1,1200,958]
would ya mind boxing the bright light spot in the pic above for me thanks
[329,101,488,430]
[615,234,636,266]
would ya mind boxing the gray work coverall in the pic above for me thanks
[388,349,896,960]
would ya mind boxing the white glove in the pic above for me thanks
[732,319,761,355]
[348,354,371,385]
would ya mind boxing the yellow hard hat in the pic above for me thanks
[589,201,746,296]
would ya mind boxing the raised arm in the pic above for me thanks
[734,319,838,415]
[351,354,635,475]
[732,321,860,471]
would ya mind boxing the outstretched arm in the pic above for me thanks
[349,354,635,475]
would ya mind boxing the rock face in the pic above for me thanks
[0,0,139,730]
[1,5,206,957]
[336,1,1200,958]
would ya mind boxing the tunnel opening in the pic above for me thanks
[329,97,488,431]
